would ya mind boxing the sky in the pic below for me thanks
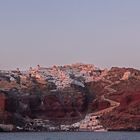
[0,0,140,70]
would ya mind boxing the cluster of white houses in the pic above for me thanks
[0,63,106,90]
[26,63,103,89]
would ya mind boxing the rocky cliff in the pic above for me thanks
[0,64,140,131]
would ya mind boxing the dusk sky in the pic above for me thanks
[0,0,140,70]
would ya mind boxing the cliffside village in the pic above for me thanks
[0,63,103,90]
[0,63,139,132]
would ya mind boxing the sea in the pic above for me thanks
[0,132,139,140]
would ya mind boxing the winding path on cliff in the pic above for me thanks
[78,80,121,131]
[92,80,120,116]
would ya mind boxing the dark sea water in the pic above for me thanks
[0,132,139,140]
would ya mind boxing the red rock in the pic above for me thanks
[0,93,6,112]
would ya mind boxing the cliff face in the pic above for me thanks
[6,88,88,122]
[100,78,140,131]
[87,67,140,131]
[0,65,140,131]
[0,64,95,130]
